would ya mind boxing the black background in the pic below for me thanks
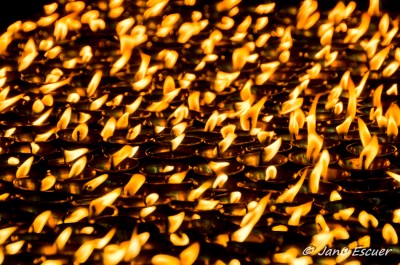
[0,0,53,32]
[0,0,399,33]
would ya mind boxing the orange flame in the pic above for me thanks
[188,181,212,201]
[122,229,149,262]
[256,61,280,85]
[168,170,189,184]
[0,226,18,244]
[123,174,146,196]
[171,134,186,151]
[393,209,400,223]
[280,98,303,115]
[306,128,323,163]
[370,46,391,71]
[80,46,93,63]
[265,166,277,181]
[168,212,185,233]
[61,208,89,224]
[214,133,237,154]
[336,116,353,136]
[289,109,305,138]
[115,113,129,130]
[333,208,355,221]
[360,33,380,59]
[344,13,371,43]
[116,18,135,36]
[32,100,44,114]
[172,122,188,137]
[231,194,270,242]
[16,156,34,178]
[288,202,312,226]
[32,108,53,126]
[383,61,399,78]
[368,0,381,16]
[330,190,342,201]
[89,94,108,111]
[127,124,142,140]
[358,211,379,228]
[276,169,307,203]
[195,199,220,211]
[64,148,88,163]
[89,188,121,219]
[213,173,228,189]
[232,47,249,72]
[144,0,169,19]
[230,191,242,204]
[5,240,25,255]
[309,150,330,193]
[40,75,73,94]
[18,39,38,72]
[83,174,108,192]
[103,244,126,265]
[178,19,206,43]
[257,131,275,145]
[30,210,52,233]
[308,232,334,255]
[170,233,190,246]
[359,135,379,169]
[0,94,25,113]
[54,227,72,252]
[67,93,80,103]
[72,123,89,141]
[68,156,87,178]
[87,71,102,98]
[44,2,58,15]
[382,223,398,244]
[358,118,371,148]
[297,0,320,30]
[101,117,116,141]
[387,113,398,138]
[188,91,201,112]
[41,174,56,191]
[204,111,219,132]
[74,241,96,263]
[262,138,281,163]
[152,242,200,265]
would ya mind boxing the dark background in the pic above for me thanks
[0,0,399,33]
[0,0,53,32]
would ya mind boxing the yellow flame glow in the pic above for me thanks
[359,135,379,169]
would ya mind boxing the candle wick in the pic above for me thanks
[169,142,174,158]
[361,154,367,170]
[215,143,220,157]
[110,156,115,171]
[77,131,80,142]
[310,148,315,164]
[259,148,263,166]
[29,143,33,154]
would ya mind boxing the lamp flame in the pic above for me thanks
[123,174,146,196]
[309,150,330,193]
[72,123,89,141]
[359,135,379,169]
[16,156,34,178]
